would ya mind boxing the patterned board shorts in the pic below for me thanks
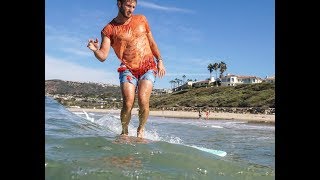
[119,69,156,87]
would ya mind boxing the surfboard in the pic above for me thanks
[187,145,227,157]
[112,135,151,144]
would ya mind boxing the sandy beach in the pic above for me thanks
[67,107,275,124]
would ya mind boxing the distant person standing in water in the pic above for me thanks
[205,110,210,120]
[198,109,202,119]
[87,0,166,138]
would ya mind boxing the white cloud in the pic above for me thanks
[46,24,92,58]
[45,55,119,85]
[166,73,208,77]
[62,47,92,57]
[139,1,194,13]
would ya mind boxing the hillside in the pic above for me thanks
[45,79,122,99]
[45,80,275,112]
[149,83,275,109]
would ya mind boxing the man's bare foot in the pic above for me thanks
[121,127,128,136]
[120,131,129,141]
[137,127,144,138]
[120,132,128,136]
[113,134,129,144]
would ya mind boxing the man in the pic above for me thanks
[205,110,210,120]
[87,0,166,138]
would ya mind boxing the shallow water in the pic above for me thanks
[45,96,275,179]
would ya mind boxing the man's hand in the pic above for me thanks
[157,60,166,78]
[87,38,100,52]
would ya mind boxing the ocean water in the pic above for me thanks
[45,96,275,180]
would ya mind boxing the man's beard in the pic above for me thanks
[119,6,131,18]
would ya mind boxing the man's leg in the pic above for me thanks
[137,79,153,138]
[120,82,136,135]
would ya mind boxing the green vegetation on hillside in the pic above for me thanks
[45,79,121,98]
[45,80,275,111]
[149,82,274,109]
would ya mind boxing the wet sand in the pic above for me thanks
[67,107,275,124]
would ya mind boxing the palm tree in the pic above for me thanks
[219,61,227,78]
[169,80,175,89]
[213,62,219,79]
[173,80,177,88]
[175,78,181,86]
[182,75,186,84]
[207,63,214,79]
[177,79,182,86]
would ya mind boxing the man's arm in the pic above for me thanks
[146,31,162,60]
[94,34,111,62]
[88,33,111,62]
[146,31,166,78]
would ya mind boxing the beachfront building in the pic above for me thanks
[152,88,173,95]
[178,81,195,90]
[172,77,219,91]
[264,75,275,83]
[172,81,194,91]
[220,74,263,86]
[192,79,210,88]
[171,73,273,90]
[192,77,216,88]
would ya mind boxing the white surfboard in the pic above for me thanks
[188,145,227,157]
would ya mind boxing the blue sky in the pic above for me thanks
[45,0,275,89]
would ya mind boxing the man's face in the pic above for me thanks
[119,0,136,18]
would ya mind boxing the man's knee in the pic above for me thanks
[123,103,133,109]
[138,105,149,114]
[138,98,150,107]
[137,91,151,105]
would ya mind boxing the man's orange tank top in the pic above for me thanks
[102,14,157,78]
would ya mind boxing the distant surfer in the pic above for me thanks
[87,0,166,138]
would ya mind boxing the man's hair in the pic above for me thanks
[117,0,137,3]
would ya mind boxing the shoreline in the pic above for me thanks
[67,107,275,124]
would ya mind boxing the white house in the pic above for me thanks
[191,77,216,88]
[264,75,275,83]
[220,74,263,86]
